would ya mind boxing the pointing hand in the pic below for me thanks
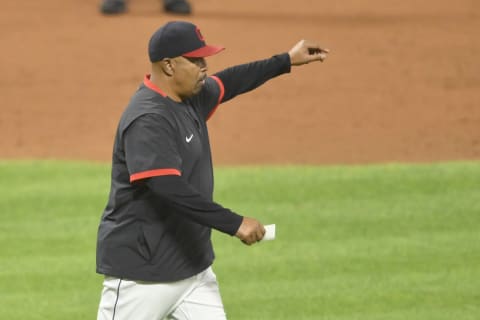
[288,39,330,66]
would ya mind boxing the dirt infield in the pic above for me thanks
[1,0,479,165]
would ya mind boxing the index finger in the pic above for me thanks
[308,47,329,55]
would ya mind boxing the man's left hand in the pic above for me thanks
[288,40,329,66]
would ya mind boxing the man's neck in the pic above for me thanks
[149,73,182,102]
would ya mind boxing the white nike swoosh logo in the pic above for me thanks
[186,134,194,143]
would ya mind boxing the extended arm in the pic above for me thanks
[214,53,291,103]
[214,40,329,103]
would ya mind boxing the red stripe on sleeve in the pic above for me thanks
[130,168,181,183]
[206,75,225,121]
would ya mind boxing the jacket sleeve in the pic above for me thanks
[145,175,244,236]
[213,53,291,104]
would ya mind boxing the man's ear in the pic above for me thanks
[160,58,175,76]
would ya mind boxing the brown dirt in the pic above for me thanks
[1,0,479,165]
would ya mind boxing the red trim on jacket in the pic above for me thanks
[130,168,181,183]
[207,75,225,121]
[144,74,167,97]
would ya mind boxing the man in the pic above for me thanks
[96,20,328,320]
[100,0,191,15]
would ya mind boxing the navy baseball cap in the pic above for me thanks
[148,21,225,62]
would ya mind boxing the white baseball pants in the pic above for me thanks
[97,266,227,320]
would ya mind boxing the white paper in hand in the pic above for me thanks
[263,224,276,241]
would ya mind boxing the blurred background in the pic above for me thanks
[1,0,479,165]
[1,2,480,319]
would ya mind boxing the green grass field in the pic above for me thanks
[0,161,479,319]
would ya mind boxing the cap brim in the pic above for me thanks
[182,45,225,58]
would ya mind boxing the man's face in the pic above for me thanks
[173,56,208,100]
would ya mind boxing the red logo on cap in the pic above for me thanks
[195,27,205,41]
